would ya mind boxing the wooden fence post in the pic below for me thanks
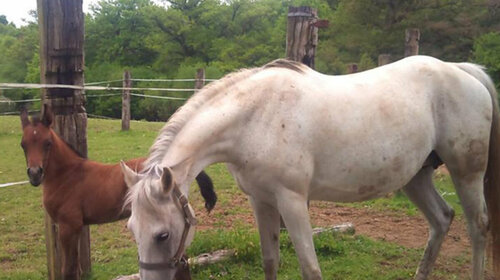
[195,68,205,91]
[347,63,358,74]
[404,28,420,57]
[378,54,392,66]
[286,6,328,69]
[37,0,91,279]
[122,70,131,131]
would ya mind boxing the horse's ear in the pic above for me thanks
[161,167,175,194]
[120,161,140,188]
[41,104,53,127]
[20,107,30,129]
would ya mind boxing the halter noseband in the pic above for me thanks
[138,184,197,271]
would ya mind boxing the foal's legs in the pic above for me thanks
[249,197,281,280]
[59,223,82,280]
[277,189,321,280]
[402,166,455,280]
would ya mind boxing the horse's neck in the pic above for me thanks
[44,130,84,182]
[164,103,249,189]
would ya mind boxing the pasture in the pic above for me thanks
[0,116,472,279]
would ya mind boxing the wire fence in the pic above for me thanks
[0,82,198,92]
[0,77,213,105]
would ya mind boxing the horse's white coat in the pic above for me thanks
[123,56,496,280]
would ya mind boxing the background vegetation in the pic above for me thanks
[0,0,499,120]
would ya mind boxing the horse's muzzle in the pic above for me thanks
[27,167,43,186]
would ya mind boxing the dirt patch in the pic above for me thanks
[309,201,469,257]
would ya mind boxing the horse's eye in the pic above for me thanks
[20,142,26,150]
[155,232,170,242]
[44,141,52,150]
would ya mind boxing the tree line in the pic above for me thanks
[0,0,499,121]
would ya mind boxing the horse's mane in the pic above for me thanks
[263,59,307,73]
[143,59,307,171]
[143,68,256,170]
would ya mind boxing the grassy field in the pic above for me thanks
[0,116,468,279]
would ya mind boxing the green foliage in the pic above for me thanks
[473,32,500,88]
[85,0,158,67]
[358,52,376,71]
[1,0,499,117]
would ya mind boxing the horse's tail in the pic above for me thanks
[195,171,217,213]
[455,62,500,276]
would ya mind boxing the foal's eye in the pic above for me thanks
[155,232,170,242]
[44,141,52,150]
[20,142,26,150]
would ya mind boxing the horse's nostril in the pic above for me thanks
[28,167,43,176]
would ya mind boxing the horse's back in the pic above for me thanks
[233,56,493,202]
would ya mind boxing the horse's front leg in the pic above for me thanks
[58,223,82,280]
[277,189,321,280]
[249,197,281,280]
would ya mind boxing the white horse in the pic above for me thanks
[121,55,500,280]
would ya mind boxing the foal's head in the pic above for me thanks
[20,105,54,186]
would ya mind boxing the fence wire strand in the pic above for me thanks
[0,83,196,92]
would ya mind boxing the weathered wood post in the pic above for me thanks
[195,68,205,91]
[378,54,392,66]
[404,28,420,57]
[122,70,131,131]
[284,7,327,228]
[286,6,328,68]
[347,63,358,74]
[37,0,91,279]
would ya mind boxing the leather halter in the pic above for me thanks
[138,185,197,270]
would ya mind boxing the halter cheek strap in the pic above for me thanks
[138,185,197,271]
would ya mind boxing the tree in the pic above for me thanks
[0,15,8,25]
[85,0,157,67]
[473,32,500,88]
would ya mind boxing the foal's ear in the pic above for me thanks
[120,161,140,188]
[161,167,175,194]
[41,104,53,127]
[20,108,30,129]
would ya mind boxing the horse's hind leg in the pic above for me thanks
[249,197,281,280]
[403,166,455,280]
[448,170,488,280]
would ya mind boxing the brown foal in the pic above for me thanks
[20,107,216,280]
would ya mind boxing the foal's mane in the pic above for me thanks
[143,59,307,171]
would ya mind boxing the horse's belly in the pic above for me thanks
[308,178,403,202]
[308,152,426,202]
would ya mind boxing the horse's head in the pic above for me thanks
[20,105,54,186]
[121,162,196,280]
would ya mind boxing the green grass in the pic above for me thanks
[0,116,468,279]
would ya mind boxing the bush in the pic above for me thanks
[473,32,500,89]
